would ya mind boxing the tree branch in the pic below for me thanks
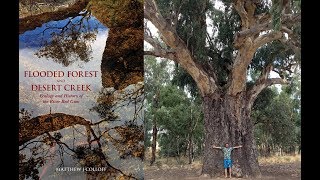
[19,113,91,146]
[256,12,272,24]
[279,25,301,55]
[228,1,298,96]
[45,132,76,153]
[233,0,256,29]
[234,12,300,48]
[144,0,218,96]
[144,28,177,60]
[144,50,176,60]
[45,130,137,179]
[282,13,301,28]
[266,78,288,85]
[253,31,283,49]
[228,36,257,95]
[144,31,162,50]
[19,0,90,34]
[247,64,288,107]
[235,22,269,39]
[233,0,249,29]
[279,38,300,55]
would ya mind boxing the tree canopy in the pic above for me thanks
[145,0,300,98]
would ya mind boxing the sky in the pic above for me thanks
[19,16,144,179]
[19,27,108,121]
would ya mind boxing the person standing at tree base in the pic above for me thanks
[212,143,242,178]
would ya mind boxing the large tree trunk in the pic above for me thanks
[150,121,158,165]
[201,93,261,178]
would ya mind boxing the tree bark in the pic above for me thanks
[150,120,158,165]
[101,27,144,90]
[19,113,91,146]
[201,93,261,178]
[91,0,144,90]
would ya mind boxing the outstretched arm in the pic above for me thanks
[233,145,242,149]
[212,145,222,149]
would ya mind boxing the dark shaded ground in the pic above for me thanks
[144,162,300,180]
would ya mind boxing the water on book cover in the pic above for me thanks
[19,5,143,180]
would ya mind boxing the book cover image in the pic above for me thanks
[19,0,143,179]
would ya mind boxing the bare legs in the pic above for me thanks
[225,168,228,178]
[225,168,232,178]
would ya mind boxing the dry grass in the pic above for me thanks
[145,155,301,180]
[144,154,301,170]
[258,154,301,165]
[144,156,203,170]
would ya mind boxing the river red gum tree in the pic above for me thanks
[144,0,300,177]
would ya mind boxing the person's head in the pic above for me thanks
[225,143,229,148]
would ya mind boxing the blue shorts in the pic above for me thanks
[224,159,232,169]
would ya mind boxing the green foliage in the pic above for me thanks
[292,0,301,13]
[251,40,300,83]
[270,0,283,30]
[144,56,171,100]
[144,56,172,149]
[19,108,46,180]
[155,0,300,94]
[270,0,301,30]
[207,4,240,84]
[252,87,278,112]
[35,13,97,67]
[144,56,204,158]
[253,75,301,155]
[157,0,210,91]
[156,85,204,157]
[172,65,199,97]
[157,0,208,61]
[144,104,153,149]
[151,0,301,159]
[252,41,287,71]
[264,92,297,148]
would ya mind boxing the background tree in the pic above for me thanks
[144,0,300,177]
[253,73,301,157]
[144,56,171,165]
[156,85,204,164]
[145,55,204,165]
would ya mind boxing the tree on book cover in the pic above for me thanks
[19,0,143,179]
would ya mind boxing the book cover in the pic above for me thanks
[19,0,143,179]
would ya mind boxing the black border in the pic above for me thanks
[11,0,312,179]
[3,0,19,178]
[300,0,317,179]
